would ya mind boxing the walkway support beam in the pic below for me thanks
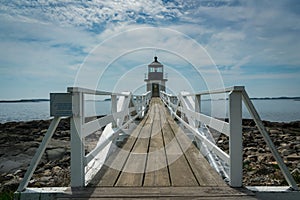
[17,117,61,192]
[242,90,299,190]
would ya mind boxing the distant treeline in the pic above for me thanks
[1,96,300,103]
[250,97,300,100]
[0,99,49,103]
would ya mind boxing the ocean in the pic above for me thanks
[0,99,299,123]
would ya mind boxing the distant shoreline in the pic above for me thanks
[0,99,49,103]
[1,96,300,103]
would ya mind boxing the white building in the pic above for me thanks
[144,56,168,97]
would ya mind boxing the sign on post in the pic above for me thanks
[50,93,72,116]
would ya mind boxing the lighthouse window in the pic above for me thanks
[149,67,162,73]
[149,67,155,72]
[156,67,162,72]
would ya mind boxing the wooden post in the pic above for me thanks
[229,89,243,187]
[71,91,85,187]
[111,95,117,128]
[195,94,201,128]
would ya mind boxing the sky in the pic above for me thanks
[0,0,300,99]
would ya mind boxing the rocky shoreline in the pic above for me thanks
[216,119,300,187]
[0,118,300,195]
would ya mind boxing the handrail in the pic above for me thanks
[17,87,151,191]
[160,86,299,190]
[68,87,151,186]
[67,87,128,96]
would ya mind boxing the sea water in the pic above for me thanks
[0,99,299,123]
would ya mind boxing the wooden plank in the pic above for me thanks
[91,98,225,187]
[59,186,256,199]
[59,99,258,199]
[58,197,256,200]
[90,115,148,186]
[160,102,199,186]
[115,100,155,186]
[144,99,170,186]
[167,113,227,186]
[114,153,147,186]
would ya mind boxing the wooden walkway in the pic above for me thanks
[59,98,256,199]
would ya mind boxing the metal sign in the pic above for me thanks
[50,93,72,116]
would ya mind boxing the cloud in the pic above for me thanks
[0,0,300,98]
[73,26,225,94]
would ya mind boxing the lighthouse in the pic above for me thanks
[144,56,167,97]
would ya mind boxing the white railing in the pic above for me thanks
[160,86,298,190]
[17,87,151,191]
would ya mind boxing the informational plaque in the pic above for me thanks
[50,93,72,116]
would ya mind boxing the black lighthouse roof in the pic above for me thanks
[151,56,161,65]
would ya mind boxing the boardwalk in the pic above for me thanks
[59,98,256,199]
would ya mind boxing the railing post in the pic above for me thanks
[229,89,243,187]
[195,94,201,128]
[111,95,117,128]
[70,91,85,187]
[139,96,143,118]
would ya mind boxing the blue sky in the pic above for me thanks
[0,0,300,99]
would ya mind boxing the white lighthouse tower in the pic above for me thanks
[144,56,167,97]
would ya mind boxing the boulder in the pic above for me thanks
[46,148,66,161]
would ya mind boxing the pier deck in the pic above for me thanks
[59,98,256,199]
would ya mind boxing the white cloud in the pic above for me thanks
[72,26,226,94]
[0,0,300,99]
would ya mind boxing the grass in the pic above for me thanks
[0,191,14,200]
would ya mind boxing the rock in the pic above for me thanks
[280,143,288,147]
[290,122,300,128]
[1,177,19,192]
[43,169,51,176]
[269,129,282,135]
[245,147,257,152]
[13,169,22,175]
[46,148,66,161]
[39,176,52,182]
[0,160,24,174]
[248,155,258,162]
[258,148,266,153]
[52,166,62,174]
[40,129,47,134]
[251,176,265,183]
[257,165,275,175]
[281,149,292,156]
[25,147,38,155]
[5,173,14,179]
[258,155,266,162]
[295,144,300,151]
[286,154,300,162]
[291,168,300,177]
[247,171,256,176]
